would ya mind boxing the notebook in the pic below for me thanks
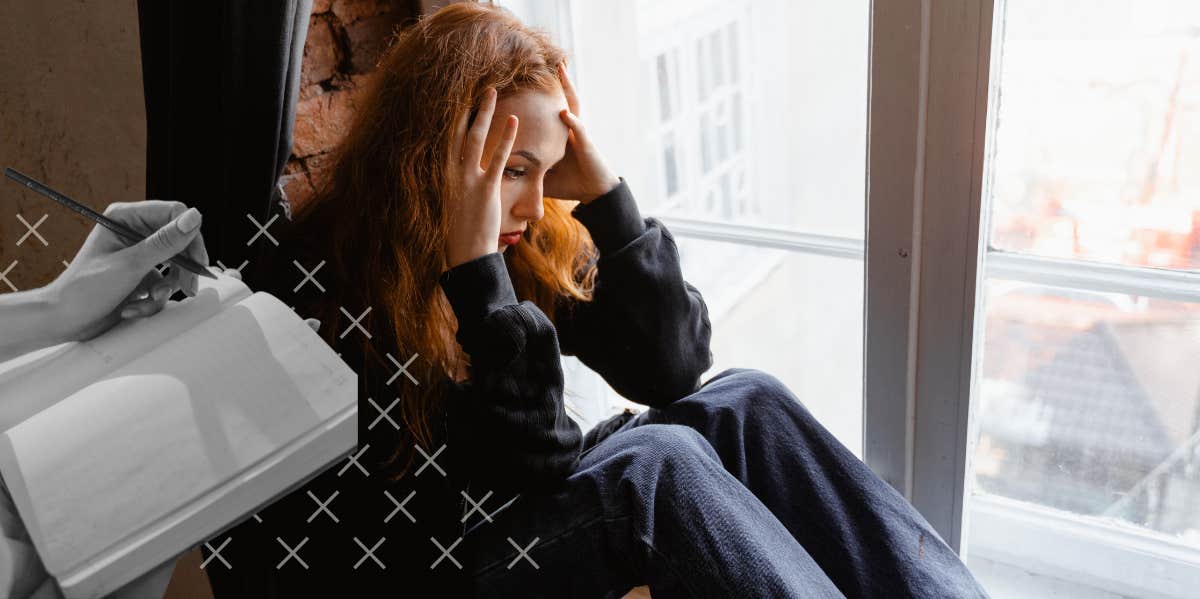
[0,272,358,598]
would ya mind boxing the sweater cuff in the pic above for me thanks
[439,252,519,331]
[570,177,646,255]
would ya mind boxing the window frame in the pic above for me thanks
[867,0,1200,591]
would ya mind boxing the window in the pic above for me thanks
[496,0,869,454]
[495,0,1200,596]
[965,1,1200,595]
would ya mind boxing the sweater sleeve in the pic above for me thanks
[556,177,715,408]
[439,252,583,495]
[555,178,715,408]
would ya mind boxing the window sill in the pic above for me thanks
[968,493,1200,599]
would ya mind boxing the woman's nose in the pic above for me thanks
[514,186,544,222]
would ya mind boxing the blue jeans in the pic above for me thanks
[460,368,989,598]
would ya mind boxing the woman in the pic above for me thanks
[207,3,988,598]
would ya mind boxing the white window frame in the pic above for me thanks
[868,0,1200,594]
[480,0,1200,592]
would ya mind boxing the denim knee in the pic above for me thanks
[602,423,719,466]
[702,367,805,413]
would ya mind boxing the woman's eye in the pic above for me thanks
[503,168,526,180]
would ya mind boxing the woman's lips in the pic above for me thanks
[499,232,522,245]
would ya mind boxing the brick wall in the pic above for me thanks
[281,0,420,212]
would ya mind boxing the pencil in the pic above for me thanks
[4,168,218,280]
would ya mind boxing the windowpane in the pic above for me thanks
[709,29,724,89]
[969,1,1200,594]
[974,278,1200,538]
[561,0,868,236]
[987,0,1200,270]
[656,53,672,122]
[663,131,679,196]
[676,237,864,454]
[727,21,740,83]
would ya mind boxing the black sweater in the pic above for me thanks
[204,179,713,596]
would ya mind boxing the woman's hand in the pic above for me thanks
[543,62,621,204]
[46,201,209,343]
[444,86,520,269]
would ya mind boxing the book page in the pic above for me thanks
[0,291,356,576]
[0,273,251,432]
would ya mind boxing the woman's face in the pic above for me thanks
[478,88,570,252]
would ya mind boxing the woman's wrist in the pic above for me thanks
[580,175,622,205]
[0,284,71,361]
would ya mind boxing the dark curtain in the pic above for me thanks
[137,0,312,270]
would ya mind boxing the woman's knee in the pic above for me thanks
[601,424,720,469]
[703,367,804,412]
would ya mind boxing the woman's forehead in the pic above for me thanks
[491,89,570,156]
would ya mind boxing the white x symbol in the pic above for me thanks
[429,536,463,570]
[368,397,400,430]
[276,536,309,569]
[353,536,386,570]
[15,214,48,246]
[200,538,232,570]
[306,490,340,523]
[506,537,540,569]
[460,489,494,524]
[216,259,249,274]
[292,259,326,293]
[415,444,447,477]
[0,261,17,292]
[386,352,420,386]
[338,444,370,477]
[246,213,279,246]
[384,489,416,523]
[339,306,372,339]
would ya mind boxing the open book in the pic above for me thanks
[0,273,358,598]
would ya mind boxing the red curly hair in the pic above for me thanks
[275,2,599,480]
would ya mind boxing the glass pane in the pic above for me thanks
[727,21,740,83]
[973,278,1200,536]
[969,4,1200,594]
[663,131,679,197]
[679,237,864,454]
[656,53,671,122]
[562,0,868,237]
[559,238,864,454]
[987,0,1200,270]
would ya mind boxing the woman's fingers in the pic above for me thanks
[159,265,184,297]
[466,87,498,169]
[452,100,473,165]
[119,277,172,319]
[558,62,581,116]
[128,268,164,301]
[560,110,590,147]
[119,293,167,319]
[487,116,519,183]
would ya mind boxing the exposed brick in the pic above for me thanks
[280,169,316,210]
[332,0,391,25]
[300,17,340,89]
[345,12,403,73]
[313,0,333,13]
[304,152,337,190]
[293,89,358,158]
[299,83,325,101]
